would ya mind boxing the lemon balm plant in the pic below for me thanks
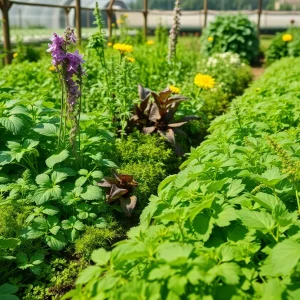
[200,14,259,63]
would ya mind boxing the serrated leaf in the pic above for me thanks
[81,185,103,200]
[45,232,67,250]
[91,248,110,266]
[46,150,69,169]
[33,185,61,205]
[249,192,278,211]
[76,266,103,285]
[237,209,275,232]
[0,115,24,134]
[33,123,58,137]
[51,171,68,184]
[75,176,87,187]
[227,180,245,198]
[35,174,50,186]
[261,239,300,276]
[0,237,20,249]
[0,283,19,300]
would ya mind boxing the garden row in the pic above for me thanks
[67,56,300,300]
[0,16,253,300]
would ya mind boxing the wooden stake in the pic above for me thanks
[0,0,12,65]
[143,0,148,40]
[257,0,262,36]
[107,0,115,41]
[75,0,81,45]
[203,0,208,29]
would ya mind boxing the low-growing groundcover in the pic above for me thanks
[67,57,300,299]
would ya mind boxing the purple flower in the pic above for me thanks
[47,29,84,107]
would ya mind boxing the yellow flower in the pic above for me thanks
[113,43,133,54]
[13,53,18,58]
[147,40,154,45]
[49,65,56,71]
[117,19,124,25]
[207,36,214,42]
[123,13,128,18]
[282,33,293,42]
[194,73,215,90]
[126,56,135,63]
[107,42,113,47]
[169,85,180,94]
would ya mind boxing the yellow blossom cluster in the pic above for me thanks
[169,85,180,94]
[282,33,293,42]
[49,65,56,71]
[113,43,133,54]
[126,57,135,63]
[207,36,214,42]
[194,73,215,90]
[146,40,155,45]
[13,53,18,58]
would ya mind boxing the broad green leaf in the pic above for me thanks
[156,243,193,265]
[0,115,24,134]
[0,283,19,300]
[188,195,214,220]
[45,150,69,169]
[261,239,300,276]
[237,209,275,232]
[227,180,245,198]
[249,192,278,211]
[0,237,20,249]
[45,232,67,251]
[33,185,61,205]
[35,174,50,186]
[91,248,110,266]
[251,168,288,187]
[75,176,87,187]
[76,266,103,285]
[51,171,68,184]
[81,185,103,200]
[33,123,58,137]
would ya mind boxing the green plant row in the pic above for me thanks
[67,57,300,300]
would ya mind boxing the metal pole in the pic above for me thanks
[143,0,148,39]
[0,0,12,65]
[107,0,115,41]
[75,0,81,45]
[203,0,208,29]
[257,0,262,36]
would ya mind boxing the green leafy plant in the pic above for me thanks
[68,57,300,300]
[200,14,259,63]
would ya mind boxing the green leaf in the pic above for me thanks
[45,150,69,169]
[0,115,24,134]
[33,123,58,137]
[51,171,68,184]
[76,266,103,285]
[188,195,214,221]
[0,237,20,249]
[75,176,87,187]
[91,248,110,266]
[156,243,193,265]
[33,185,61,205]
[0,283,19,300]
[227,180,245,198]
[261,239,300,276]
[237,209,275,232]
[81,185,103,200]
[74,220,85,231]
[251,168,288,187]
[41,205,59,216]
[45,232,67,251]
[249,192,278,211]
[35,174,50,186]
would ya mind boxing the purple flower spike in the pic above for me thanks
[47,28,85,108]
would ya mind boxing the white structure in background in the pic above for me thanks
[8,0,128,29]
[275,0,300,10]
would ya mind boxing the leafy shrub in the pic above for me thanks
[69,57,300,299]
[266,28,300,65]
[200,14,259,63]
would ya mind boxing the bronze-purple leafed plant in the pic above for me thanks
[130,85,198,154]
[98,173,138,216]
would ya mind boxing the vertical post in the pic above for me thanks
[87,9,90,28]
[0,0,12,65]
[107,0,115,41]
[203,0,208,29]
[257,0,262,36]
[75,0,81,45]
[64,8,70,28]
[143,0,148,40]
